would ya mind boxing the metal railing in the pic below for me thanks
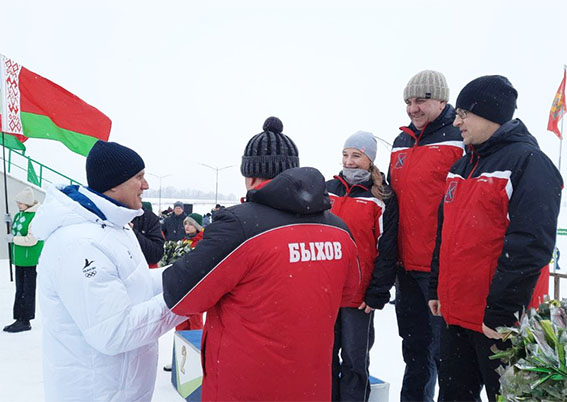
[3,148,80,188]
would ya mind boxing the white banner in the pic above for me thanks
[0,54,23,135]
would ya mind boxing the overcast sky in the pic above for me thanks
[2,0,566,200]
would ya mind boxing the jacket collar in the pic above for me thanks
[246,167,331,215]
[335,172,372,192]
[469,119,539,157]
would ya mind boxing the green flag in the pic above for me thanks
[27,159,40,186]
[0,132,26,151]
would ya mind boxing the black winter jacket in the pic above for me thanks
[430,119,562,332]
[132,207,164,265]
[161,212,187,241]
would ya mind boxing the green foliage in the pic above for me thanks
[491,298,567,401]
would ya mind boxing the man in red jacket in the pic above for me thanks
[389,70,464,402]
[429,76,562,401]
[162,117,361,401]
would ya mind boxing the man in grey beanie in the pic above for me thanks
[162,201,187,241]
[389,70,464,402]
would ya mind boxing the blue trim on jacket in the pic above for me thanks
[62,185,107,220]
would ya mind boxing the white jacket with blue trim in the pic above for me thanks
[34,185,183,402]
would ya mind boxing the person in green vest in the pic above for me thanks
[3,187,44,333]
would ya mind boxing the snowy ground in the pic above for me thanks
[0,258,565,402]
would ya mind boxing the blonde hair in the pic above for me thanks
[369,164,390,201]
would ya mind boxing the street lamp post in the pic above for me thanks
[200,163,234,205]
[147,173,171,213]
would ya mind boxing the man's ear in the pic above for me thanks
[245,177,267,190]
[249,177,264,188]
[103,187,117,198]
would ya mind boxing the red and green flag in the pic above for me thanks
[0,54,111,155]
[547,68,566,140]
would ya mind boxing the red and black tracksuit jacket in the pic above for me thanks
[389,104,464,272]
[162,167,361,401]
[430,119,562,333]
[326,173,398,309]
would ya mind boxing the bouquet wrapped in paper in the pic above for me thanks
[160,239,193,266]
[491,298,567,401]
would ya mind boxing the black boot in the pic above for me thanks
[3,319,31,333]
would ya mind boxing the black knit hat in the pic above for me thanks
[240,117,299,179]
[86,140,145,193]
[456,75,518,124]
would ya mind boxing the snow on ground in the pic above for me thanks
[0,257,565,402]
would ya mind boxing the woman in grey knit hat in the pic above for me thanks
[326,131,399,402]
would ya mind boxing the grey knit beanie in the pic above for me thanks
[240,117,300,179]
[343,131,377,162]
[404,70,449,102]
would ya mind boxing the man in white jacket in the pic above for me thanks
[33,141,184,402]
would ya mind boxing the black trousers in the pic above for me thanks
[438,323,509,402]
[13,265,37,321]
[395,268,442,402]
[332,307,375,402]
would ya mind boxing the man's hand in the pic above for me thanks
[358,302,375,314]
[428,299,442,316]
[482,323,504,339]
[6,234,14,243]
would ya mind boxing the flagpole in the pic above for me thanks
[560,65,567,172]
[555,65,567,277]
[561,115,565,172]
[1,132,13,281]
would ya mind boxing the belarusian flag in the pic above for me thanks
[0,54,111,156]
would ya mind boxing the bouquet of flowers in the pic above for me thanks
[160,239,193,266]
[490,298,567,401]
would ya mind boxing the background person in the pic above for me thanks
[131,200,164,268]
[3,187,43,333]
[162,201,186,241]
[327,131,398,401]
[183,214,204,247]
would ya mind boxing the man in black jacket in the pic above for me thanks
[428,75,562,402]
[161,201,186,241]
[131,201,164,266]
